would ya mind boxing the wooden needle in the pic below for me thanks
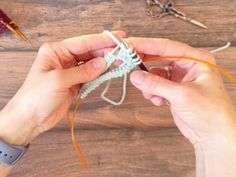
[0,20,28,42]
[7,22,28,41]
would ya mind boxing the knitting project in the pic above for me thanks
[79,31,142,105]
[79,31,231,106]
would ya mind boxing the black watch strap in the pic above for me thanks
[0,139,29,166]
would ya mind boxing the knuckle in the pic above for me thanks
[37,42,62,62]
[38,43,55,59]
[78,64,92,81]
[39,42,53,52]
[158,38,175,56]
[203,66,215,73]
[201,49,215,60]
[198,61,217,76]
[199,48,210,54]
[194,48,216,64]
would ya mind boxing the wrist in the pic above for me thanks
[0,98,39,146]
[194,127,236,177]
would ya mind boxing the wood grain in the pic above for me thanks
[9,128,195,177]
[0,48,235,129]
[0,1,236,176]
[0,0,236,51]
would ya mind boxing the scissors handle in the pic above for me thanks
[146,0,207,29]
[147,0,175,18]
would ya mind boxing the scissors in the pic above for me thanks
[146,0,207,29]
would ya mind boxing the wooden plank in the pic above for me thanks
[0,1,235,177]
[0,0,235,50]
[0,48,236,129]
[0,1,234,177]
[9,128,195,177]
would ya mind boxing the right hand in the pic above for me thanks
[128,38,236,147]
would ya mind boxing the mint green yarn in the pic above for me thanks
[79,39,141,105]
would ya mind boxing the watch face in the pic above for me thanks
[0,140,29,166]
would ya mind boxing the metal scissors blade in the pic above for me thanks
[168,7,207,29]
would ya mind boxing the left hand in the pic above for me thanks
[0,31,126,145]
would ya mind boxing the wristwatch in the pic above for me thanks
[0,139,29,166]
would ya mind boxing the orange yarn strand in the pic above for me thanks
[143,56,236,85]
[68,55,236,169]
[67,98,89,169]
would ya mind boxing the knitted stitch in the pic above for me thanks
[79,31,142,105]
[78,31,230,106]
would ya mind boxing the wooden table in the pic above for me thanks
[0,1,236,176]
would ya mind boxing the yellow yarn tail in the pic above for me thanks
[67,99,89,169]
[68,55,236,169]
[143,56,236,84]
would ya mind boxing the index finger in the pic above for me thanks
[126,37,213,64]
[36,31,126,70]
[63,31,126,57]
[127,37,199,57]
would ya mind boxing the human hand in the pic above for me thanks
[0,31,126,146]
[128,38,236,176]
[128,38,236,146]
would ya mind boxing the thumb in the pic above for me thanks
[59,57,106,88]
[130,70,180,101]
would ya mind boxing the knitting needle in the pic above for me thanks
[14,28,29,41]
[104,31,149,71]
[103,30,121,46]
[120,37,149,71]
[138,63,148,71]
[0,20,28,41]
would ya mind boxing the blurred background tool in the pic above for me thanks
[0,9,28,41]
[146,0,207,29]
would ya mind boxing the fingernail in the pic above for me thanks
[92,57,105,70]
[131,71,146,85]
